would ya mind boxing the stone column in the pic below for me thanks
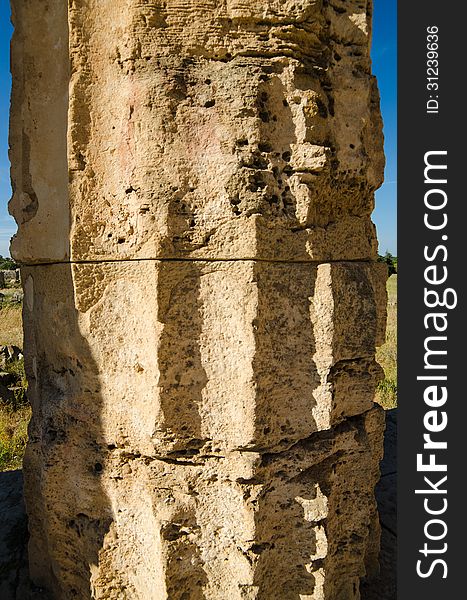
[9,1,387,598]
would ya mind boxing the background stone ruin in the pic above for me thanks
[8,1,387,598]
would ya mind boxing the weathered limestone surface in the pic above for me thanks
[10,0,383,264]
[9,0,387,598]
[0,414,397,600]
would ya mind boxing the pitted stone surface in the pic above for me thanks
[10,0,383,264]
[22,261,386,456]
[9,0,387,598]
[24,405,384,599]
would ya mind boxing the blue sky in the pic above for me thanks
[371,0,397,255]
[0,2,13,258]
[0,1,397,258]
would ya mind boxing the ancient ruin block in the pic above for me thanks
[10,0,386,598]
[10,0,383,264]
[22,261,386,456]
[25,400,384,599]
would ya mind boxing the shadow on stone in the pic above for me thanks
[0,470,48,599]
[21,264,113,598]
[361,408,397,599]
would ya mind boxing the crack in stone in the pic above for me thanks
[20,257,379,267]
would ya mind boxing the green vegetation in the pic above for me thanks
[378,252,397,277]
[4,358,28,408]
[375,274,397,409]
[0,255,18,271]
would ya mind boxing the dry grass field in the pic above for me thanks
[375,274,397,409]
[0,302,23,347]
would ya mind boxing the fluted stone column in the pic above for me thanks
[10,1,387,598]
